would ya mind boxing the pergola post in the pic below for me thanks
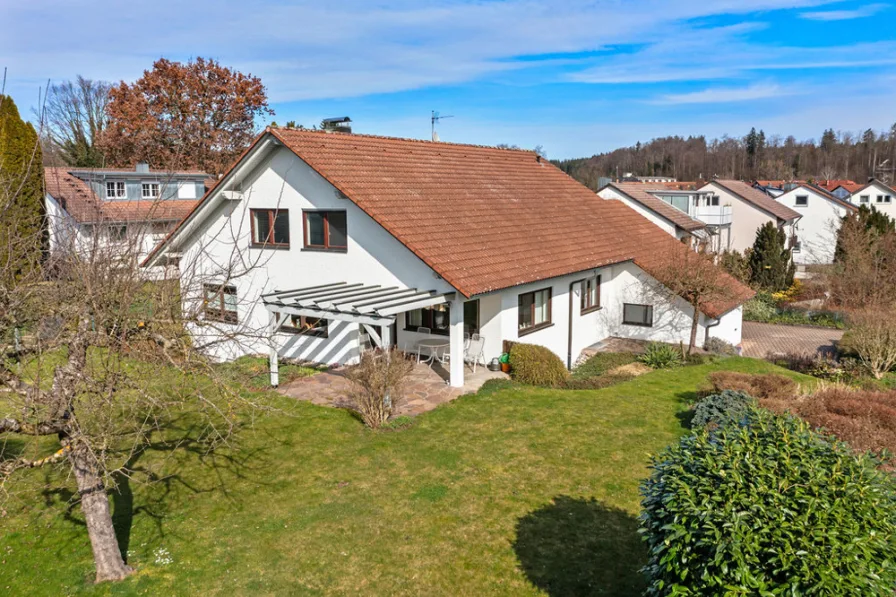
[268,310,283,387]
[448,297,464,388]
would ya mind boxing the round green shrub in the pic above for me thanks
[691,389,755,429]
[509,343,569,387]
[640,407,896,596]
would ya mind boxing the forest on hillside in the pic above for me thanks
[554,126,896,190]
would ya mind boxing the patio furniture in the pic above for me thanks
[416,338,450,366]
[464,336,486,373]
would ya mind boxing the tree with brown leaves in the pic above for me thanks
[100,57,273,174]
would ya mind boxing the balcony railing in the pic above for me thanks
[693,206,732,226]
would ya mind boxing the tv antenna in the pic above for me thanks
[431,110,454,141]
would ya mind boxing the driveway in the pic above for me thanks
[741,321,843,358]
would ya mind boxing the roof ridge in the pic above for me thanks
[269,127,539,155]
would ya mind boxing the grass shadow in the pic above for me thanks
[513,495,646,597]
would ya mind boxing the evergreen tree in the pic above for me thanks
[0,94,44,281]
[749,222,795,291]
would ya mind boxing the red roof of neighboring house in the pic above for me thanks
[753,180,806,188]
[816,179,858,192]
[709,179,802,222]
[149,129,753,317]
[45,167,200,224]
[603,182,706,232]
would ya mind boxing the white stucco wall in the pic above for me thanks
[170,146,745,372]
[701,182,778,252]
[850,182,896,218]
[776,187,849,265]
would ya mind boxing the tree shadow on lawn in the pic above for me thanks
[513,495,646,597]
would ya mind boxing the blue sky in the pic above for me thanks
[2,0,895,158]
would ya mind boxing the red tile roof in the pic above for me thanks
[709,179,801,222]
[816,179,858,192]
[604,182,706,232]
[45,167,200,224]
[152,129,753,317]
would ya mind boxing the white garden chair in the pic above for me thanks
[464,336,486,373]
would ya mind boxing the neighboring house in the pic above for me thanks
[144,129,752,388]
[597,182,734,251]
[817,179,860,201]
[848,179,896,217]
[621,173,677,183]
[698,180,802,253]
[775,183,857,265]
[45,163,207,266]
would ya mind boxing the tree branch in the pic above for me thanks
[0,417,63,436]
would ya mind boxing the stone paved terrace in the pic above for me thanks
[278,359,508,417]
[741,321,843,358]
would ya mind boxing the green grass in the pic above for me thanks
[572,352,639,379]
[0,357,808,596]
[215,355,323,390]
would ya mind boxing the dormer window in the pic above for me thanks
[142,182,160,199]
[105,181,126,199]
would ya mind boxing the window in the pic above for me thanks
[107,225,127,241]
[581,275,601,314]
[860,195,870,204]
[303,210,347,250]
[707,195,720,207]
[405,300,480,337]
[251,209,290,247]
[281,314,328,337]
[141,182,160,199]
[795,195,808,207]
[622,303,653,327]
[518,288,552,334]
[151,221,172,235]
[203,284,238,323]
[877,194,892,204]
[105,181,126,199]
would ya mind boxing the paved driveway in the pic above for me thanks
[741,321,843,358]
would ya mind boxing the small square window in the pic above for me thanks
[107,225,127,241]
[251,209,290,247]
[860,195,870,204]
[203,284,238,324]
[303,210,347,250]
[142,182,160,199]
[795,195,808,207]
[622,303,653,327]
[105,181,126,199]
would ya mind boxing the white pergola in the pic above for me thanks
[263,282,464,387]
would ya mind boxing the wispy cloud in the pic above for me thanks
[654,83,789,104]
[800,3,887,20]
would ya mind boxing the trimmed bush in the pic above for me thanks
[640,407,896,595]
[703,336,737,356]
[509,343,569,387]
[702,371,797,402]
[638,343,682,369]
[691,390,754,429]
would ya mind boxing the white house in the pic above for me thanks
[849,179,896,218]
[597,182,733,251]
[144,129,752,388]
[774,183,857,265]
[44,164,207,266]
[698,180,801,253]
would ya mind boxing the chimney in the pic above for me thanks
[136,161,150,173]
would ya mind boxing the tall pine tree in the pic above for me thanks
[749,222,795,291]
[0,94,45,281]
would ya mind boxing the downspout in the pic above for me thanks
[567,278,587,370]
[704,316,720,347]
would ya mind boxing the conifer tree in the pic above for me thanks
[748,222,795,291]
[0,94,44,281]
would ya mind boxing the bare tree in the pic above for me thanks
[42,76,111,167]
[648,246,742,355]
[840,309,896,379]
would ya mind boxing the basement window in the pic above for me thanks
[622,303,653,327]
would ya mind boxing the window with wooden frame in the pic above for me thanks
[581,275,601,314]
[142,182,160,199]
[622,303,653,327]
[518,288,552,334]
[105,181,126,199]
[203,284,238,323]
[251,209,290,247]
[280,314,328,337]
[303,210,347,251]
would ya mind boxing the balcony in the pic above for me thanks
[693,205,732,227]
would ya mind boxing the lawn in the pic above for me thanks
[0,357,807,596]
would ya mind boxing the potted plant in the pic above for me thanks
[499,352,511,373]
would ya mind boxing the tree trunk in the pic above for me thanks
[68,444,134,583]
[688,306,700,356]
